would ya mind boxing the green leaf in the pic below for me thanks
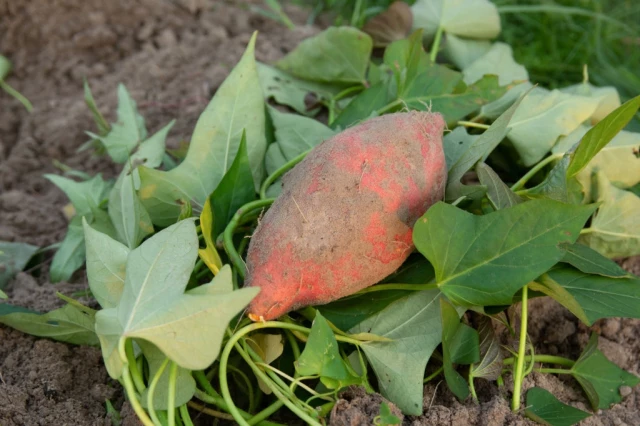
[559,83,621,123]
[476,163,523,210]
[139,341,196,409]
[197,198,223,275]
[443,34,491,70]
[0,241,39,288]
[383,29,428,94]
[84,79,110,136]
[440,299,470,400]
[0,303,98,345]
[525,387,591,426]
[267,108,334,173]
[276,27,372,84]
[462,42,528,86]
[449,323,479,365]
[92,84,147,163]
[479,82,534,121]
[446,88,530,202]
[414,200,596,306]
[400,70,505,125]
[210,132,256,239]
[554,127,640,203]
[580,172,640,258]
[571,333,640,410]
[522,155,583,204]
[560,243,632,278]
[83,218,129,309]
[0,290,6,299]
[443,127,478,171]
[109,173,153,249]
[257,63,340,115]
[375,402,401,426]
[139,33,266,226]
[567,95,640,177]
[94,220,258,377]
[45,174,112,216]
[331,83,391,129]
[507,88,600,166]
[411,0,500,39]
[532,265,640,326]
[349,289,445,415]
[470,316,503,380]
[295,312,360,390]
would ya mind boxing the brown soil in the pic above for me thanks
[0,1,638,425]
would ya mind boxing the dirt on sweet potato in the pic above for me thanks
[246,111,447,320]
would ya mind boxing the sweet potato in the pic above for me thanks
[245,111,446,320]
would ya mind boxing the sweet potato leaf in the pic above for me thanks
[476,163,523,210]
[45,174,112,216]
[522,155,583,204]
[0,241,39,288]
[532,265,640,325]
[469,316,503,380]
[462,43,528,86]
[443,34,491,70]
[571,333,640,410]
[83,218,129,309]
[507,88,599,166]
[580,173,640,258]
[139,33,266,226]
[559,83,620,123]
[84,79,110,136]
[567,94,640,178]
[350,289,445,415]
[383,29,428,95]
[440,298,470,400]
[445,86,530,202]
[210,132,256,239]
[0,303,98,345]
[198,198,223,276]
[331,82,391,129]
[525,387,591,426]
[443,127,477,171]
[411,0,500,39]
[276,27,373,84]
[94,220,258,378]
[414,200,596,306]
[560,243,632,278]
[295,312,361,390]
[89,84,147,163]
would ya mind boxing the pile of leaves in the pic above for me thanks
[1,1,640,425]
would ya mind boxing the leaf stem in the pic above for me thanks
[580,228,593,235]
[179,404,194,426]
[469,366,478,403]
[457,121,490,130]
[222,199,275,278]
[510,153,563,191]
[536,368,572,375]
[511,285,529,412]
[168,362,178,426]
[147,358,170,425]
[0,80,33,112]
[354,282,438,295]
[423,366,444,383]
[260,150,309,199]
[429,26,445,62]
[502,354,574,367]
[125,340,146,394]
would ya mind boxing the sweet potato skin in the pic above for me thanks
[245,111,446,320]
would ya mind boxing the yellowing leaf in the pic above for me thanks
[412,0,500,39]
[560,83,621,123]
[198,198,222,275]
[462,42,528,86]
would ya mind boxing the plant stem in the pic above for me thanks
[223,199,275,278]
[168,362,178,426]
[179,404,194,426]
[510,153,563,191]
[458,120,490,130]
[502,354,575,367]
[430,26,445,62]
[536,368,573,375]
[260,151,309,199]
[147,358,170,425]
[350,0,363,27]
[0,80,33,112]
[227,364,255,412]
[125,340,146,394]
[423,366,444,383]
[580,228,594,235]
[469,367,478,403]
[188,401,235,420]
[122,365,154,426]
[511,285,529,412]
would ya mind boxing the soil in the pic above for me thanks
[0,1,638,425]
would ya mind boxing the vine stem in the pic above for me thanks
[510,153,564,191]
[118,338,154,426]
[179,404,195,426]
[457,120,490,130]
[168,362,178,426]
[536,368,573,375]
[511,285,529,412]
[502,354,574,367]
[260,151,309,199]
[222,199,275,278]
[0,80,33,112]
[430,26,445,62]
[147,358,170,425]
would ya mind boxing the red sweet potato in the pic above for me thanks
[245,111,446,320]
